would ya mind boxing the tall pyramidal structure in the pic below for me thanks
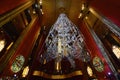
[39,13,90,72]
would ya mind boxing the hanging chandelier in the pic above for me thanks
[39,13,91,71]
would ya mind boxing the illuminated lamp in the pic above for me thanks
[87,66,93,77]
[22,66,29,78]
[0,39,5,52]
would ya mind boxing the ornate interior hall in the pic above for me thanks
[0,0,120,80]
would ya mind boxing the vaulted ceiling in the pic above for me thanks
[41,0,83,27]
[40,0,120,28]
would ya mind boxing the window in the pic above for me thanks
[24,9,32,23]
[0,39,5,52]
[112,45,120,59]
[2,21,19,41]
[0,28,13,57]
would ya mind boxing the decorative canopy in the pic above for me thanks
[39,13,90,69]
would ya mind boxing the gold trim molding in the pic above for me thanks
[0,0,35,27]
[89,7,120,37]
[33,70,83,79]
[0,16,38,72]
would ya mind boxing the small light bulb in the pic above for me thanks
[108,72,111,75]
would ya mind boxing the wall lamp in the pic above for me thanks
[78,3,89,19]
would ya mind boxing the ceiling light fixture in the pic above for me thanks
[39,0,42,5]
[39,14,91,72]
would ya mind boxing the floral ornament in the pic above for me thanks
[93,56,104,72]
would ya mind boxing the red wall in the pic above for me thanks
[0,0,28,15]
[1,18,41,77]
[79,21,114,80]
[90,0,120,27]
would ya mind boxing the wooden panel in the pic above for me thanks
[90,0,120,27]
[0,0,28,15]
[41,0,83,28]
[85,12,98,28]
[0,17,40,76]
[93,20,109,39]
[68,0,82,25]
[12,14,26,34]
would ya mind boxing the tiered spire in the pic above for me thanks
[39,13,90,69]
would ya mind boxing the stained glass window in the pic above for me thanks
[11,55,25,73]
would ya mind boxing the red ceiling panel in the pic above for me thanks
[0,0,28,15]
[90,0,120,27]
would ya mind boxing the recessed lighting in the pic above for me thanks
[81,4,85,10]
[78,13,82,18]
[39,0,42,5]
